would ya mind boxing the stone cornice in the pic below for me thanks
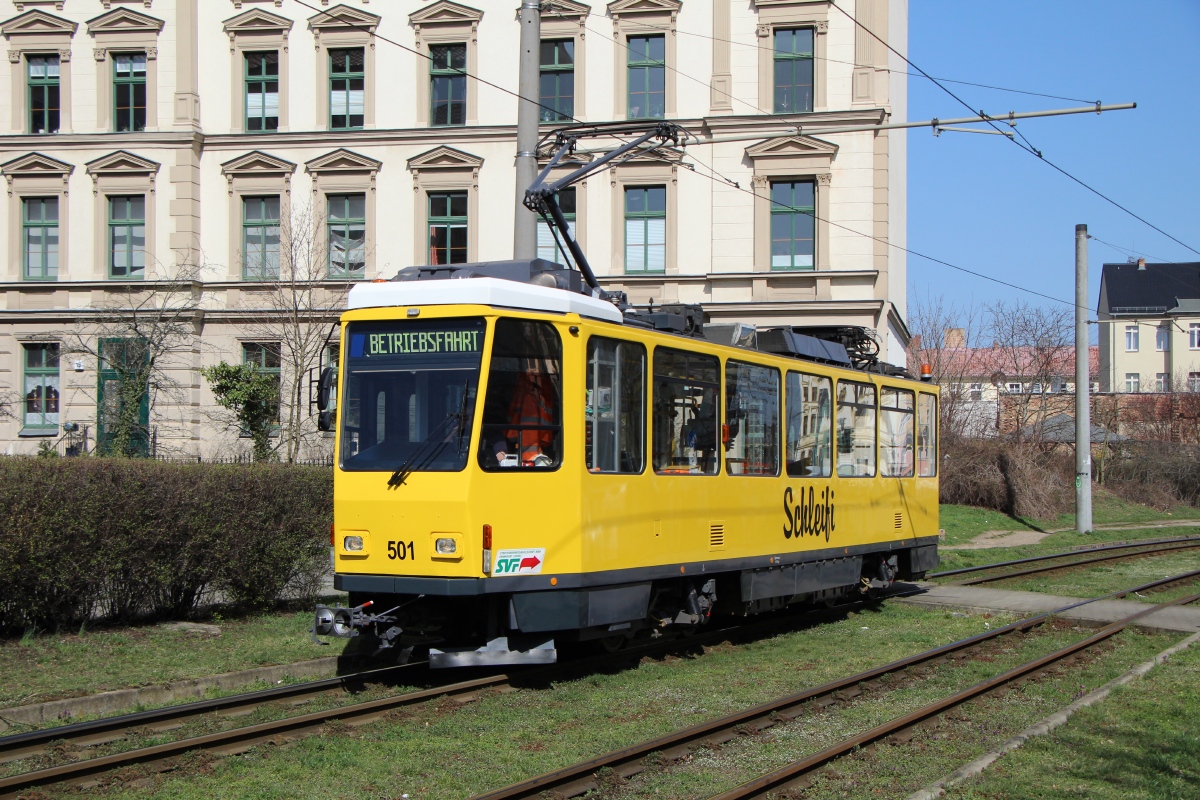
[0,110,893,153]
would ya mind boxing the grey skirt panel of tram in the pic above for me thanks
[739,556,863,603]
[511,583,653,633]
[911,544,940,572]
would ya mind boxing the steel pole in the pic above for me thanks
[513,0,541,259]
[1075,224,1093,534]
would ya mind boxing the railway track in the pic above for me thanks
[469,569,1200,800]
[929,534,1200,586]
[0,594,884,797]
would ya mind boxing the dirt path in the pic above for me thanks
[944,518,1200,550]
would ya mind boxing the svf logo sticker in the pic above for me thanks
[493,548,545,575]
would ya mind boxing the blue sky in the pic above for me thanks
[906,0,1199,319]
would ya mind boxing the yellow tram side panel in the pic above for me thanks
[332,305,586,580]
[575,318,940,575]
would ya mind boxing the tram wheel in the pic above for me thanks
[598,634,627,653]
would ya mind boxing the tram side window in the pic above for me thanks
[587,338,646,473]
[836,382,876,477]
[725,361,780,476]
[653,348,720,475]
[879,387,915,477]
[785,371,832,477]
[917,393,937,477]
[478,319,563,471]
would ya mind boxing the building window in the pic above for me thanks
[968,382,982,401]
[23,343,60,431]
[836,381,876,477]
[770,180,815,270]
[539,39,574,122]
[536,187,575,264]
[653,348,720,475]
[28,55,60,134]
[1189,372,1200,393]
[108,195,146,279]
[880,388,914,478]
[627,35,665,119]
[1156,373,1170,393]
[725,361,780,476]
[23,197,59,280]
[785,371,832,478]
[586,337,645,474]
[245,51,279,133]
[430,44,466,127]
[113,53,147,133]
[1190,323,1200,350]
[1006,382,1022,393]
[327,193,366,277]
[1157,324,1170,352]
[773,28,814,114]
[1125,373,1140,393]
[329,48,365,130]
[1125,325,1139,352]
[242,196,281,280]
[624,186,666,273]
[242,342,281,423]
[427,191,467,265]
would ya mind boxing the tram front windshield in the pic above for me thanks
[340,317,485,471]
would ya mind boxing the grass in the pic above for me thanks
[995,550,1200,604]
[619,627,1178,800]
[939,492,1200,549]
[942,638,1200,799]
[0,600,348,710]
[48,607,1179,800]
[44,604,1017,799]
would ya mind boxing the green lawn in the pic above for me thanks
[67,610,1178,800]
[942,640,1200,799]
[939,492,1200,549]
[0,602,347,710]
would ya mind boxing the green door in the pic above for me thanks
[97,338,150,457]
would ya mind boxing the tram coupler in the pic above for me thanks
[311,600,400,644]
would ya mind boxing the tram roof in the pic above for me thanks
[347,276,624,324]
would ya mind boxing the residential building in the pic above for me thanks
[1097,260,1200,394]
[0,0,908,458]
[912,330,1098,438]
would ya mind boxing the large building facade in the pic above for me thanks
[1097,260,1200,395]
[0,0,908,458]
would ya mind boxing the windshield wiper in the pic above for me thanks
[387,382,472,489]
[387,412,458,488]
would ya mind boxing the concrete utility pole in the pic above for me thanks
[1075,224,1093,534]
[513,0,541,259]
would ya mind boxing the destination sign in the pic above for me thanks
[366,329,482,356]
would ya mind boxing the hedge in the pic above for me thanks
[0,457,332,635]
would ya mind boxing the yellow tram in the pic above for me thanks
[313,269,939,667]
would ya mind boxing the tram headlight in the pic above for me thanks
[435,537,457,555]
[343,535,364,552]
[313,605,335,637]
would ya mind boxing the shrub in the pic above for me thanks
[939,438,1071,520]
[0,457,331,635]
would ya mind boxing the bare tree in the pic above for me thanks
[985,300,1073,443]
[66,261,203,457]
[907,293,989,440]
[235,202,351,462]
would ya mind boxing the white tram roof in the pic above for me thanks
[347,277,624,324]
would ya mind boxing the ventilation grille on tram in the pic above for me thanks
[894,513,903,530]
[710,523,725,550]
